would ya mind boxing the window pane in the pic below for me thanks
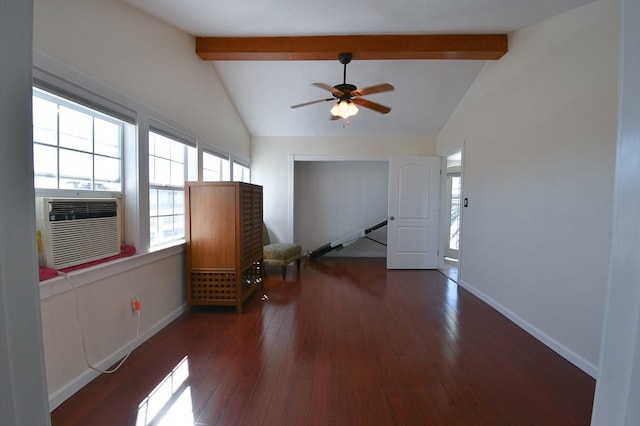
[203,151,226,182]
[59,106,93,152]
[159,216,174,244]
[187,146,197,181]
[94,118,121,157]
[33,97,58,146]
[171,161,184,187]
[150,188,158,216]
[203,169,214,181]
[154,158,171,186]
[170,141,184,163]
[158,189,174,216]
[203,152,216,171]
[233,163,250,183]
[449,176,461,251]
[149,135,156,157]
[59,149,92,189]
[222,159,230,181]
[149,155,156,184]
[173,214,185,239]
[33,144,58,188]
[153,133,172,159]
[173,191,184,215]
[94,155,121,191]
[150,217,158,246]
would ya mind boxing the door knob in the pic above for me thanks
[389,216,395,221]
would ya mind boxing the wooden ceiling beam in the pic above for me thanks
[195,34,508,61]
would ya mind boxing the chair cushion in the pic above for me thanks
[263,243,302,266]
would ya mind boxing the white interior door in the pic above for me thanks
[387,156,441,269]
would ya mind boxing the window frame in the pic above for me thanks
[202,149,231,182]
[32,87,126,194]
[148,124,196,248]
[231,158,251,183]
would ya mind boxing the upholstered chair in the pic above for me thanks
[263,224,302,280]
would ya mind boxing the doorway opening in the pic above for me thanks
[441,150,462,282]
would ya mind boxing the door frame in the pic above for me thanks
[286,154,390,244]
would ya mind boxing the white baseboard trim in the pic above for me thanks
[48,304,187,411]
[457,279,598,378]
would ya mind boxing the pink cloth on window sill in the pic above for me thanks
[38,245,136,281]
[38,266,58,281]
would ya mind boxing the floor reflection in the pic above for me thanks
[443,282,460,362]
[307,258,387,298]
[440,257,459,283]
[136,356,193,426]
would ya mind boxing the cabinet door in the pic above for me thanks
[189,184,236,268]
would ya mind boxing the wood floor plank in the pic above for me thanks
[51,257,595,425]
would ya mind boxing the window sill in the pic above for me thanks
[149,239,186,253]
[39,243,185,300]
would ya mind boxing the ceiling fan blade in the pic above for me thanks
[352,97,392,114]
[351,83,394,97]
[312,82,343,96]
[290,98,334,109]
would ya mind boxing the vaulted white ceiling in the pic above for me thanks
[121,0,595,137]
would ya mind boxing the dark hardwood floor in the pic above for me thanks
[50,257,595,425]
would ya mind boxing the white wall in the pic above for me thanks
[294,161,389,254]
[40,250,185,409]
[0,0,51,424]
[33,0,249,157]
[438,0,618,375]
[252,135,438,244]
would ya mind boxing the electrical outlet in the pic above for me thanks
[131,297,141,316]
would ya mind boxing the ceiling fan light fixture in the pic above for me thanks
[291,52,392,121]
[330,100,358,119]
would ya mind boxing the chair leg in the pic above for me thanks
[296,258,301,272]
[281,265,287,280]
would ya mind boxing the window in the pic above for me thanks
[232,161,250,183]
[448,175,461,252]
[32,88,123,192]
[149,131,196,247]
[202,151,230,182]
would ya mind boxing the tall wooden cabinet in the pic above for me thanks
[185,182,264,313]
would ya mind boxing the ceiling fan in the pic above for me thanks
[290,52,394,120]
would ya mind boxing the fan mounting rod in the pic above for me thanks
[338,52,352,85]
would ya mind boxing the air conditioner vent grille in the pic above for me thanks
[48,200,118,222]
[41,198,121,269]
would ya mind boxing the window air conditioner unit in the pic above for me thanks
[39,198,121,269]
